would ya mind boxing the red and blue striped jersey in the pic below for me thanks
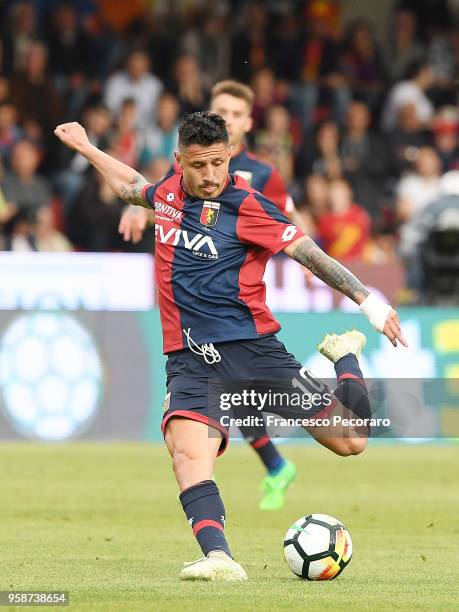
[144,173,304,353]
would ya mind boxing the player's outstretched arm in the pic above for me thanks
[54,122,152,209]
[284,236,408,348]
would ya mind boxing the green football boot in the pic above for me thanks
[317,330,366,363]
[259,460,297,511]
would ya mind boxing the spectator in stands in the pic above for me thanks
[382,7,424,84]
[292,0,350,129]
[104,50,163,129]
[111,98,141,168]
[2,208,36,251]
[34,205,72,252]
[340,101,389,215]
[138,11,179,83]
[81,11,121,83]
[1,0,457,270]
[298,173,330,237]
[0,1,39,76]
[55,103,112,210]
[255,105,294,185]
[66,166,126,252]
[386,102,432,177]
[382,60,435,131]
[1,139,51,214]
[297,119,342,180]
[2,203,71,252]
[142,157,171,184]
[10,41,63,157]
[0,100,23,169]
[182,15,230,87]
[230,2,271,82]
[396,146,442,223]
[427,27,457,99]
[168,54,208,115]
[46,3,90,115]
[271,13,303,83]
[0,78,10,105]
[340,19,386,113]
[0,184,16,227]
[250,68,279,132]
[316,177,371,261]
[432,106,459,173]
[140,93,179,165]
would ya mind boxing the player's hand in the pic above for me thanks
[54,122,91,153]
[383,309,408,348]
[118,206,149,243]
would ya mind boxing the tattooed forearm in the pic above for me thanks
[120,175,150,207]
[292,237,369,304]
[82,145,151,206]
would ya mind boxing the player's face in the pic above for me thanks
[176,142,232,199]
[210,94,252,149]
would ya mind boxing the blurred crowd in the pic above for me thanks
[0,0,459,303]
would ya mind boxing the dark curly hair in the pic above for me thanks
[178,111,229,148]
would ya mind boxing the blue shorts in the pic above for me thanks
[161,334,334,455]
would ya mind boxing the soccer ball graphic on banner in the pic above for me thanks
[0,312,103,441]
[283,514,352,580]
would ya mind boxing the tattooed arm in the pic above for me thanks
[54,122,152,209]
[284,235,408,346]
[285,235,369,304]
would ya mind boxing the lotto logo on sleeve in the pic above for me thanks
[200,201,220,227]
[281,226,298,242]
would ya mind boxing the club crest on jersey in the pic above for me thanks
[200,201,220,227]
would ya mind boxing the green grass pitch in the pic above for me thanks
[0,443,458,611]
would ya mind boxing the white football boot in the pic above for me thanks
[180,550,248,581]
[317,330,366,363]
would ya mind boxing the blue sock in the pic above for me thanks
[179,480,232,558]
[250,436,285,475]
[333,354,371,422]
[334,353,363,380]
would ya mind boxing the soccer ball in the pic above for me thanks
[283,514,352,580]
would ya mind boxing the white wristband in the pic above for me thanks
[359,294,392,333]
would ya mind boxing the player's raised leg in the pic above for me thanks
[238,417,296,511]
[164,417,247,581]
[307,330,370,457]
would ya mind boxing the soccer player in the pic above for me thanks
[55,112,406,582]
[119,80,303,511]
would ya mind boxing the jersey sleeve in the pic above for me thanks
[236,193,305,254]
[140,164,178,208]
[262,167,294,214]
[141,182,157,208]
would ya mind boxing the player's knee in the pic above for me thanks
[339,437,368,457]
[172,447,200,474]
[171,446,215,491]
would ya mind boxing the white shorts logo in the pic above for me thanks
[163,392,171,413]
